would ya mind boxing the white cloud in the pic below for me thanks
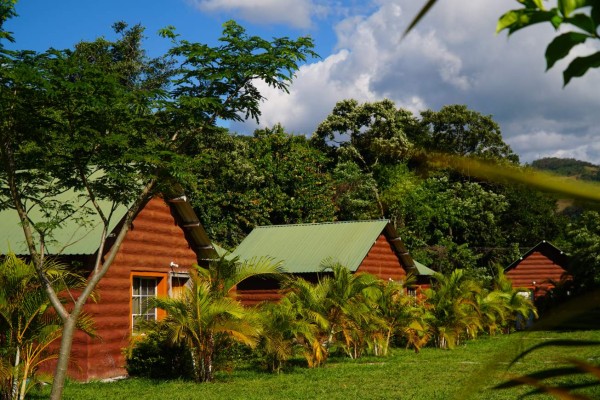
[509,131,600,164]
[233,0,600,164]
[189,0,320,28]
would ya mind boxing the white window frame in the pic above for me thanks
[132,276,158,332]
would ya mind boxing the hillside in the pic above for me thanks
[531,157,600,182]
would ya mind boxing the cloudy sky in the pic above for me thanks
[6,0,600,164]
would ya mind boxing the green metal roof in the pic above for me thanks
[413,259,435,276]
[231,220,394,274]
[0,191,128,256]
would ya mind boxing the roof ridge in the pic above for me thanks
[254,219,390,229]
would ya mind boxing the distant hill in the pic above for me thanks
[531,157,600,182]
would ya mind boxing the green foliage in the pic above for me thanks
[0,0,16,46]
[188,126,336,248]
[566,211,600,287]
[497,0,600,86]
[0,254,94,400]
[331,161,381,220]
[151,257,281,382]
[417,104,519,162]
[124,326,194,380]
[312,99,415,167]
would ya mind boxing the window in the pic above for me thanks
[132,277,158,332]
[170,272,190,299]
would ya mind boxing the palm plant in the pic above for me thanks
[319,262,382,359]
[376,279,431,355]
[279,276,330,368]
[151,256,282,382]
[490,266,538,331]
[423,269,482,349]
[257,296,320,373]
[0,253,93,400]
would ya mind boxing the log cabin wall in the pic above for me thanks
[506,250,568,297]
[235,273,323,306]
[356,234,407,281]
[58,198,198,381]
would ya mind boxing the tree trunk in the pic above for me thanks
[18,358,29,400]
[11,346,20,400]
[49,317,77,400]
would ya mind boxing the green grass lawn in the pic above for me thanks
[33,330,600,400]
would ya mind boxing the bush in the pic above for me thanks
[125,327,194,380]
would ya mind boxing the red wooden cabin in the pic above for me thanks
[0,196,218,381]
[230,220,434,306]
[505,240,570,299]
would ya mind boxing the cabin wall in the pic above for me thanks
[356,234,407,281]
[44,198,199,381]
[506,250,569,297]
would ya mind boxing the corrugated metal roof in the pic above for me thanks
[231,220,392,273]
[0,192,129,256]
[413,260,435,276]
[0,184,217,260]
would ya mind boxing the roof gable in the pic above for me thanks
[231,220,420,274]
[505,240,569,272]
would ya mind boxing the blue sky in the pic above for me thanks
[6,0,600,164]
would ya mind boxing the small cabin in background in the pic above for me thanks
[0,195,218,381]
[231,220,434,306]
[505,240,570,299]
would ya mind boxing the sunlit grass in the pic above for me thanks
[31,330,600,399]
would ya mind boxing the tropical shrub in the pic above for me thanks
[0,254,93,400]
[124,326,194,380]
[151,257,281,382]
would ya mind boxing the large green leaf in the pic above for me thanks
[563,51,600,86]
[545,32,589,70]
[566,13,597,34]
[558,0,589,17]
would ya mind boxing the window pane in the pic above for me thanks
[132,276,159,332]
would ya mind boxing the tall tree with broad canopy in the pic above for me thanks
[189,124,336,248]
[417,104,519,163]
[311,99,417,217]
[0,19,316,399]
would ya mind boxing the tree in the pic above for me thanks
[566,211,600,287]
[190,125,336,248]
[152,257,281,382]
[374,279,430,355]
[312,99,417,217]
[317,262,382,359]
[279,276,330,368]
[417,105,519,162]
[0,20,315,398]
[256,298,319,373]
[0,1,16,46]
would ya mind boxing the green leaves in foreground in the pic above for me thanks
[406,0,600,86]
[497,0,600,86]
[495,340,600,399]
[430,153,600,203]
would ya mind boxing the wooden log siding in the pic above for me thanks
[356,234,408,281]
[43,198,199,381]
[505,250,568,297]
